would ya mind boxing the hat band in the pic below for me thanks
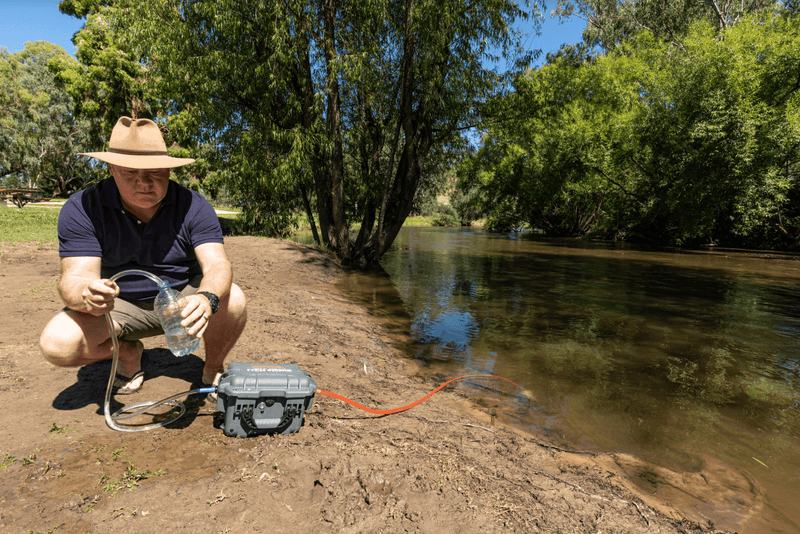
[109,147,170,156]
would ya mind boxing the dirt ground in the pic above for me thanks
[0,236,741,533]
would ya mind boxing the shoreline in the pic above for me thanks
[0,237,740,533]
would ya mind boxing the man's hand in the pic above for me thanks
[80,279,119,316]
[181,294,213,338]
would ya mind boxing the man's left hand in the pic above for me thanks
[181,294,214,338]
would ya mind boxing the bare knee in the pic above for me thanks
[39,323,81,367]
[226,283,247,320]
[39,310,109,368]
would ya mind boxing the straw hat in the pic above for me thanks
[80,117,195,169]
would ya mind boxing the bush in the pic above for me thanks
[426,204,460,227]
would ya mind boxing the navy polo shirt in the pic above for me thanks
[58,178,223,302]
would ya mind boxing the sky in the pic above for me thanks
[0,0,587,66]
[0,0,84,56]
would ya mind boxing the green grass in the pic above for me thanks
[213,204,241,221]
[0,207,60,244]
[403,216,434,227]
[0,202,436,246]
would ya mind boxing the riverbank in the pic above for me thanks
[0,237,732,533]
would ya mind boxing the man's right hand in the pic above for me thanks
[80,279,119,315]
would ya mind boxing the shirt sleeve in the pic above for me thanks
[188,193,224,248]
[58,193,103,257]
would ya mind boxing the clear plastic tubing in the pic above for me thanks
[103,269,215,432]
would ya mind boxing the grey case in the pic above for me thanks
[216,362,316,437]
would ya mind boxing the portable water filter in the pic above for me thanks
[216,362,317,437]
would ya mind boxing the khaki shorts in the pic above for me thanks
[111,276,201,341]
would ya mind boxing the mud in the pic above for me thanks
[0,237,740,533]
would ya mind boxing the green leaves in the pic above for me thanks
[1,42,98,196]
[471,11,800,247]
[102,0,541,267]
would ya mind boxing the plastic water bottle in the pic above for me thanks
[154,280,201,357]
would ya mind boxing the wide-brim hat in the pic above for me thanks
[79,117,195,169]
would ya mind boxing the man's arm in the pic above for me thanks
[181,242,233,337]
[58,256,119,316]
[194,242,233,299]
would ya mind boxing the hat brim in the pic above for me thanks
[79,152,195,169]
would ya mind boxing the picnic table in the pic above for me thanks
[0,188,44,208]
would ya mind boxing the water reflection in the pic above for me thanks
[350,227,800,533]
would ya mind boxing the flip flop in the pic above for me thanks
[113,370,145,395]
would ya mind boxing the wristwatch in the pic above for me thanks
[197,291,220,314]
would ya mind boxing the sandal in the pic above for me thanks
[113,370,145,395]
[112,341,146,395]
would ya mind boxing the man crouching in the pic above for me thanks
[39,116,247,396]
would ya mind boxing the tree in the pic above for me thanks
[468,48,641,234]
[52,1,217,194]
[470,10,800,248]
[555,0,779,52]
[625,14,800,246]
[0,42,98,196]
[114,0,540,267]
[50,2,160,148]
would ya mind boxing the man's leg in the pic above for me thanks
[39,310,143,379]
[201,283,247,385]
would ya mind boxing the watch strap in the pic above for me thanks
[197,291,220,314]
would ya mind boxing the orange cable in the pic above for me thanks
[317,374,522,416]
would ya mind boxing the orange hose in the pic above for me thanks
[317,374,522,416]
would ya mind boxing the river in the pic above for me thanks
[336,226,800,534]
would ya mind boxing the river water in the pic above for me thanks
[336,226,800,534]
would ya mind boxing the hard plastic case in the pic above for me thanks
[216,362,316,437]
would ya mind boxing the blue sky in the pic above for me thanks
[0,0,587,65]
[0,0,84,56]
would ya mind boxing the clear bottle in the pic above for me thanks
[154,280,201,357]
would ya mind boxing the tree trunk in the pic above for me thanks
[318,0,350,263]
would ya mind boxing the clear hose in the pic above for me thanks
[103,269,216,432]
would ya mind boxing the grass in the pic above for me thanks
[403,216,434,227]
[95,446,164,496]
[214,204,241,222]
[0,202,437,246]
[0,207,60,244]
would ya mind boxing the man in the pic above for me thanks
[39,117,247,396]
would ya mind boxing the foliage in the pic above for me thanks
[624,16,800,246]
[430,209,461,227]
[0,42,99,196]
[111,0,540,268]
[450,152,488,225]
[419,201,461,226]
[51,1,157,145]
[470,11,800,247]
[555,0,781,52]
[58,0,110,18]
[468,47,635,234]
[53,1,210,193]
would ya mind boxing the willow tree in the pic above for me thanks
[114,0,538,267]
[472,11,800,248]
